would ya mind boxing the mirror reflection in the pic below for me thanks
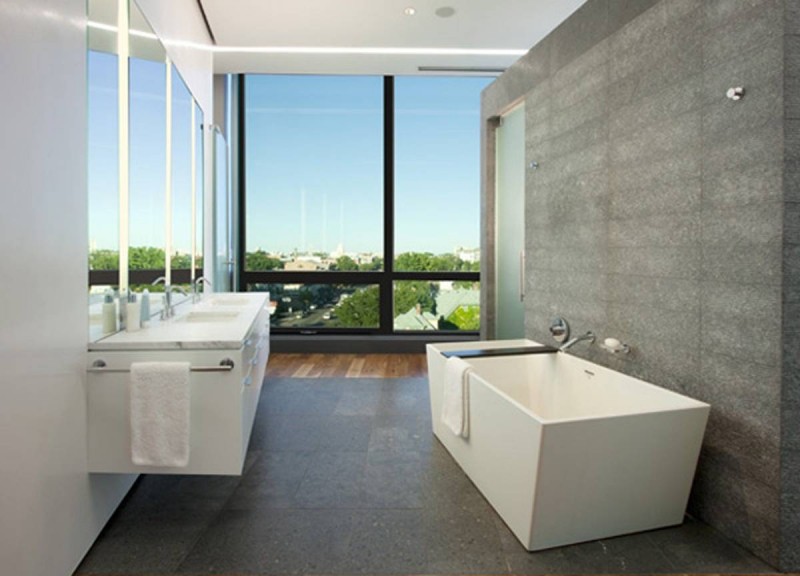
[87,0,206,341]
[194,103,205,283]
[128,0,167,291]
[87,0,119,342]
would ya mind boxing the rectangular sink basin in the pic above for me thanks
[182,310,240,322]
[206,296,251,306]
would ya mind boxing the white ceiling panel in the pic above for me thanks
[200,0,587,75]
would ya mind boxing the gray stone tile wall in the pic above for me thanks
[782,1,800,564]
[483,0,794,569]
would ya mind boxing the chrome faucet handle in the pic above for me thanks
[558,330,596,352]
[192,276,212,303]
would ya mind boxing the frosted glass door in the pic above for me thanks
[213,128,232,292]
[495,104,525,339]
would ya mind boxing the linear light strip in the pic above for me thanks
[190,103,197,281]
[87,21,526,56]
[165,58,173,285]
[213,46,527,56]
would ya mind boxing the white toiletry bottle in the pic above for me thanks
[140,289,151,327]
[127,292,141,332]
[118,288,127,330]
[102,289,117,334]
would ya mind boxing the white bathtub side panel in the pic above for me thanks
[432,372,541,549]
[530,406,710,550]
[466,376,542,548]
[425,344,448,438]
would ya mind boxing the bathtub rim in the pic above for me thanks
[429,339,710,426]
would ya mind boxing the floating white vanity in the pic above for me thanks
[87,293,270,475]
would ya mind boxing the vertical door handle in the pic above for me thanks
[519,250,525,302]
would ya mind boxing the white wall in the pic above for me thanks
[0,1,214,574]
[136,0,213,115]
[0,1,136,574]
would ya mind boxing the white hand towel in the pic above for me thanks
[130,362,191,467]
[442,356,472,438]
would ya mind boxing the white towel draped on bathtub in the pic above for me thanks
[130,361,191,467]
[442,356,472,438]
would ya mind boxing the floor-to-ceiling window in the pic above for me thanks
[241,75,491,334]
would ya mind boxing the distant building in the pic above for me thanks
[455,247,480,263]
[284,256,328,271]
[393,303,439,331]
[393,289,480,331]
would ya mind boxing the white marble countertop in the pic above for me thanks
[88,292,270,351]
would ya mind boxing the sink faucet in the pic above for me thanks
[559,331,596,352]
[150,277,189,319]
[192,276,213,303]
[167,285,190,318]
[151,277,171,320]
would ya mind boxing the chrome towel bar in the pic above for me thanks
[88,358,235,373]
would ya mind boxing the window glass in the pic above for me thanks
[244,75,384,271]
[393,280,480,331]
[248,283,380,329]
[394,76,490,272]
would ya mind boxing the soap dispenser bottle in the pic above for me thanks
[118,288,127,331]
[140,289,151,327]
[102,289,117,334]
[126,292,141,332]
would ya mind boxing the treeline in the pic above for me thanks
[244,250,479,272]
[89,247,197,270]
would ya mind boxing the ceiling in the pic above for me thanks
[200,0,587,75]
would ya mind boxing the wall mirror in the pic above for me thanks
[87,0,206,342]
[87,0,120,342]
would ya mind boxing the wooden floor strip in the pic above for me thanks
[266,353,426,379]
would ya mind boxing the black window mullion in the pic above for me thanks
[237,74,481,336]
[381,76,395,335]
[237,74,247,292]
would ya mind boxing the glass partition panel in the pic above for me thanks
[170,67,193,299]
[213,127,231,291]
[394,76,490,272]
[88,0,119,342]
[495,104,526,339]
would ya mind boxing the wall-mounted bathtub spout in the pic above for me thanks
[559,331,595,352]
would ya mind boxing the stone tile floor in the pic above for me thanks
[76,377,775,575]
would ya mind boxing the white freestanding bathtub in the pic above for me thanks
[426,339,710,551]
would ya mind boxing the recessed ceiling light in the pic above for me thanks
[404,7,416,16]
[435,6,456,18]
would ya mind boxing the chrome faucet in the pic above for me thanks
[192,276,213,303]
[559,331,596,352]
[167,285,190,318]
[150,277,189,319]
[151,276,170,319]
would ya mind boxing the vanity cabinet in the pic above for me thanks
[87,294,269,475]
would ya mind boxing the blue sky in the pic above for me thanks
[89,60,491,257]
[245,74,491,256]
[88,51,195,255]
